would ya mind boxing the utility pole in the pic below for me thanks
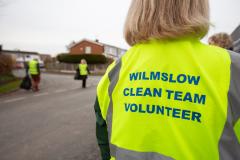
[0,45,2,54]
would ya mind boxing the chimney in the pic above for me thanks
[95,39,99,43]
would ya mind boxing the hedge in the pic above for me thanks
[57,54,108,64]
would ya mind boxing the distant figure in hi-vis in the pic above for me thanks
[79,59,90,88]
[28,59,41,92]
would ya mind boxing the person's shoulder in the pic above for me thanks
[202,44,240,72]
[199,43,232,62]
[201,43,228,54]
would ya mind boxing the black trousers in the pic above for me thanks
[82,76,87,88]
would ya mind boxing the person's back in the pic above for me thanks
[97,38,240,159]
[94,0,240,159]
[79,63,88,76]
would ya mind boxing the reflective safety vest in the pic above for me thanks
[96,38,240,160]
[79,64,88,76]
[29,60,39,75]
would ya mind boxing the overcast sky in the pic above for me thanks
[0,0,239,56]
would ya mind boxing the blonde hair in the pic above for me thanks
[208,33,233,49]
[80,59,87,64]
[124,0,210,46]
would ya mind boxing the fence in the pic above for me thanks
[45,62,109,75]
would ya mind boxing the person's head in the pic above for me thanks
[208,33,233,50]
[80,59,87,64]
[124,0,210,46]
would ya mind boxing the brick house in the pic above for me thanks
[68,39,127,60]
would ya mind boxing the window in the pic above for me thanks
[85,46,92,54]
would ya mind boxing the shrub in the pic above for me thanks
[57,54,108,64]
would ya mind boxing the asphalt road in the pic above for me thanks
[0,73,102,160]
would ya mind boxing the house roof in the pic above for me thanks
[231,25,240,41]
[39,54,51,57]
[2,50,39,55]
[69,39,127,51]
[68,39,104,48]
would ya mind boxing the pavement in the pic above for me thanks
[0,72,102,160]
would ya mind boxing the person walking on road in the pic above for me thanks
[79,59,90,88]
[28,58,41,92]
[94,0,240,160]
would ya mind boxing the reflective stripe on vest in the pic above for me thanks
[29,60,38,75]
[219,50,240,160]
[97,38,240,160]
[79,64,88,75]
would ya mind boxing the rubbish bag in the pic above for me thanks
[20,75,32,90]
[74,69,83,80]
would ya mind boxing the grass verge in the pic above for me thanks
[0,80,21,94]
[0,73,16,84]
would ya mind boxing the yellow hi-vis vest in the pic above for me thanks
[29,60,39,75]
[96,38,240,160]
[79,64,88,76]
